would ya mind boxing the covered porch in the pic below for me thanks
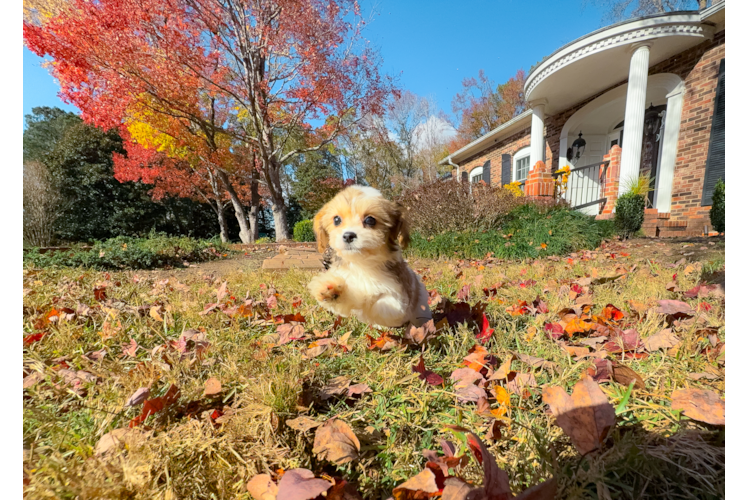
[523,10,717,216]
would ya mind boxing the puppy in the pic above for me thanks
[307,185,432,329]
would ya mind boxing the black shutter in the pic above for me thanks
[461,171,468,183]
[482,160,491,185]
[501,154,511,186]
[701,58,725,206]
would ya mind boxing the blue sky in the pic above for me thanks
[23,0,612,126]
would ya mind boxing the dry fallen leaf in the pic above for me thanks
[319,376,352,401]
[542,375,616,455]
[124,387,150,407]
[671,388,725,425]
[286,416,322,433]
[246,474,278,500]
[275,469,333,500]
[393,468,440,500]
[642,329,681,351]
[312,418,360,465]
[203,377,222,396]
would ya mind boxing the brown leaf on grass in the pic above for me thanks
[412,355,444,386]
[320,376,351,400]
[488,355,515,381]
[542,375,616,455]
[23,372,45,390]
[276,322,307,345]
[286,416,322,433]
[457,284,471,301]
[122,338,139,357]
[94,428,145,456]
[215,281,228,302]
[465,432,511,499]
[346,383,372,398]
[83,348,107,362]
[93,286,108,302]
[513,352,558,373]
[246,474,278,500]
[203,377,222,396]
[313,419,360,465]
[149,306,164,322]
[643,329,681,352]
[393,468,440,500]
[506,372,537,397]
[403,319,439,346]
[302,342,329,359]
[124,387,150,407]
[276,469,333,500]
[561,344,590,357]
[456,384,487,403]
[514,477,558,500]
[450,368,484,389]
[611,363,645,389]
[672,388,725,425]
[656,300,695,317]
[564,318,595,335]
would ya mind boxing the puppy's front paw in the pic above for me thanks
[309,275,345,303]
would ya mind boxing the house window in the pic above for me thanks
[470,166,484,184]
[513,147,531,182]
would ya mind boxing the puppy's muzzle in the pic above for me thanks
[342,231,357,243]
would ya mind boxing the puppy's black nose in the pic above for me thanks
[342,232,357,243]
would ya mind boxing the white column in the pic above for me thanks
[619,42,652,196]
[529,99,547,167]
[654,83,685,212]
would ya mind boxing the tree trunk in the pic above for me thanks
[205,168,230,243]
[215,198,229,243]
[216,169,253,244]
[248,162,260,241]
[272,198,291,241]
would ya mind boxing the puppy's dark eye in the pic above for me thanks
[333,216,341,226]
[363,216,376,227]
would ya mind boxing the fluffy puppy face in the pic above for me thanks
[313,186,410,259]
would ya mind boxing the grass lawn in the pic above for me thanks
[23,238,725,499]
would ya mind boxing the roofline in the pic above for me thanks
[439,110,532,165]
[526,2,725,93]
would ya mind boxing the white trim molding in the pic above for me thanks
[525,13,714,102]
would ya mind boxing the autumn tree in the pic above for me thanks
[584,0,704,23]
[24,0,394,241]
[450,69,527,147]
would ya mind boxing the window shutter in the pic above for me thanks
[482,160,491,185]
[501,154,511,185]
[701,58,725,206]
[461,171,468,183]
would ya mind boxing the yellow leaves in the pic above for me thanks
[504,181,524,198]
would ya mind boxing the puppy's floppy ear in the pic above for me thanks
[387,202,411,250]
[313,206,330,254]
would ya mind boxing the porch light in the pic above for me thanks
[568,132,586,165]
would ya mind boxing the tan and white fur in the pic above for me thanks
[307,185,432,328]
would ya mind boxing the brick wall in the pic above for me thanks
[649,30,725,228]
[459,128,555,185]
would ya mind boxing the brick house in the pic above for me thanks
[440,2,725,237]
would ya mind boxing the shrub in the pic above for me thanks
[614,193,645,239]
[407,204,614,260]
[398,180,522,235]
[23,234,229,270]
[256,236,274,244]
[710,179,725,233]
[293,220,315,242]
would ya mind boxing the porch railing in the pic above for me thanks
[554,160,609,212]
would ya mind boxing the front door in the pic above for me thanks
[641,105,667,206]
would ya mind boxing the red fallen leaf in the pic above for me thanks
[332,315,343,330]
[274,312,306,324]
[292,297,303,309]
[23,331,48,346]
[518,279,537,288]
[622,351,649,360]
[129,384,180,427]
[366,331,401,351]
[93,287,108,302]
[412,355,444,386]
[603,329,641,353]
[601,304,625,322]
[570,283,583,295]
[457,284,471,301]
[463,344,498,374]
[544,322,565,340]
[506,300,531,316]
[699,302,712,312]
[591,358,612,382]
[210,409,223,421]
[483,284,502,297]
[532,296,549,314]
[476,314,494,344]
[121,338,139,357]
